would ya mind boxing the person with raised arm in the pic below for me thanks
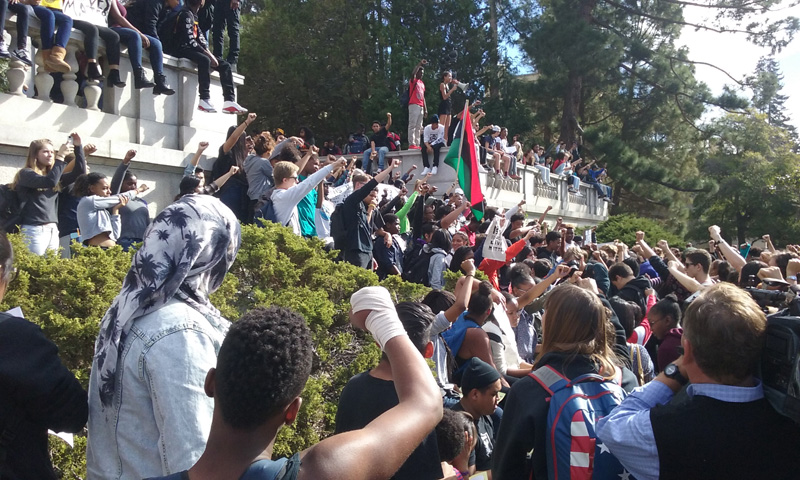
[146,286,442,480]
[407,59,428,150]
[74,171,147,248]
[269,156,346,235]
[13,137,72,255]
[342,159,401,268]
[111,149,152,250]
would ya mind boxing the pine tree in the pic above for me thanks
[750,56,797,141]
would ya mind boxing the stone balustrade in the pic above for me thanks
[3,14,243,151]
[1,13,607,225]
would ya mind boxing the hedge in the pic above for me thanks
[595,214,685,248]
[2,223,432,478]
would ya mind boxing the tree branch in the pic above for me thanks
[656,0,766,12]
[667,55,750,86]
[599,0,778,38]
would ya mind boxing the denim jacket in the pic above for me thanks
[87,299,229,479]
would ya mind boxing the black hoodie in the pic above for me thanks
[614,275,652,315]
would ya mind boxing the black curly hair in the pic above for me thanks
[215,306,313,430]
[435,409,475,462]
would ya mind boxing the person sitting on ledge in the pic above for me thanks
[162,0,246,114]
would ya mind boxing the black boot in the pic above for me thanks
[134,67,155,89]
[87,62,104,80]
[107,68,126,88]
[153,73,175,96]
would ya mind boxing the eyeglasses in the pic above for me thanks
[289,176,299,182]
[684,262,695,267]
[6,267,17,283]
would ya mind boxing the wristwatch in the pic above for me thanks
[664,363,689,386]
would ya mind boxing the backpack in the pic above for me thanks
[401,244,434,286]
[347,134,369,155]
[628,344,645,387]
[387,131,401,152]
[761,313,800,424]
[253,189,283,226]
[0,184,23,234]
[529,366,628,480]
[330,202,348,250]
[158,8,184,55]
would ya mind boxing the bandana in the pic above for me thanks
[93,194,241,406]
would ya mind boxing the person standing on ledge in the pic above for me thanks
[407,59,428,150]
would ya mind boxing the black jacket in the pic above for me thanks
[614,275,652,315]
[126,0,170,39]
[0,315,88,480]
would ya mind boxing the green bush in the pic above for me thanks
[595,214,685,248]
[3,223,433,477]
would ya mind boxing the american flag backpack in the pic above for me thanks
[529,366,633,480]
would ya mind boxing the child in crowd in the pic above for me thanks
[73,171,147,247]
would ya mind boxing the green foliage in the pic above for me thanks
[6,222,433,476]
[690,112,800,246]
[237,0,500,144]
[0,59,10,93]
[596,214,684,247]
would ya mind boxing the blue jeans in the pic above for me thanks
[0,2,31,48]
[112,27,164,74]
[363,146,389,174]
[589,181,612,198]
[32,6,72,49]
[21,223,59,255]
[553,163,566,175]
[535,164,551,185]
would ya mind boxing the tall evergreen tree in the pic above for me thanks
[750,56,797,141]
[503,0,797,221]
[691,112,800,245]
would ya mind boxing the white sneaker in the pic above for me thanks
[574,191,584,197]
[431,166,438,175]
[222,100,248,114]
[198,98,217,113]
[421,167,431,176]
[477,164,488,173]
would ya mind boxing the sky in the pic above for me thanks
[508,1,800,126]
[679,3,800,123]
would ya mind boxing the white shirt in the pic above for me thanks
[423,124,445,146]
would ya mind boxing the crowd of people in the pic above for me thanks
[0,0,246,112]
[9,79,800,478]
[5,164,800,479]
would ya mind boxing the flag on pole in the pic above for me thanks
[444,103,484,220]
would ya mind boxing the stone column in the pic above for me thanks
[60,43,80,107]
[34,48,54,102]
[84,78,102,111]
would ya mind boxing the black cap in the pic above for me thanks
[461,357,501,393]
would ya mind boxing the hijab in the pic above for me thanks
[93,194,241,406]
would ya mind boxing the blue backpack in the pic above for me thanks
[529,366,630,480]
[254,189,284,226]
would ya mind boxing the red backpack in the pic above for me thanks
[387,131,401,151]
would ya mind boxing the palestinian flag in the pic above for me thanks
[444,104,485,220]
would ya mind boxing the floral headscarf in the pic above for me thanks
[93,194,241,406]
